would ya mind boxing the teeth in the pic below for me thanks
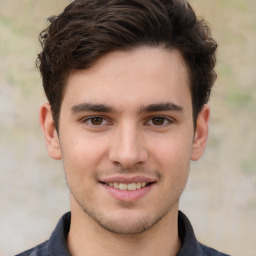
[136,182,141,189]
[107,182,149,190]
[128,183,136,190]
[119,183,128,190]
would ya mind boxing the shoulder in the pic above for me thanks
[14,240,49,256]
[200,243,231,256]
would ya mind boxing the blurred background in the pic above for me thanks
[0,0,255,255]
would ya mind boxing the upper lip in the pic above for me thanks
[100,175,156,184]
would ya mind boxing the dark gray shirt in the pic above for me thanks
[15,211,230,256]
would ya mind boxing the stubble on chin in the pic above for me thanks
[80,204,169,235]
[70,188,175,236]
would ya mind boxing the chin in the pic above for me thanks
[83,206,170,235]
[96,215,159,235]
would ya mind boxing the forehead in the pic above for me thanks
[63,47,191,111]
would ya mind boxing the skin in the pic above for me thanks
[40,46,209,256]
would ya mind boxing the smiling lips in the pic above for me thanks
[106,182,148,191]
[100,177,155,201]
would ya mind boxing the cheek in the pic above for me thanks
[149,133,193,169]
[158,142,191,196]
[148,133,192,193]
[62,132,107,162]
[60,134,111,183]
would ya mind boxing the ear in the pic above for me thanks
[191,104,210,161]
[39,102,62,160]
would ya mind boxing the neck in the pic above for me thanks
[67,200,181,256]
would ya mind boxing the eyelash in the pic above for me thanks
[82,116,110,126]
[82,115,174,127]
[145,116,174,126]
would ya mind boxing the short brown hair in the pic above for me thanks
[37,0,217,130]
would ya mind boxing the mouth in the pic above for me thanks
[102,181,151,191]
[99,177,156,201]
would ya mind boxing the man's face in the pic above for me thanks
[42,47,208,234]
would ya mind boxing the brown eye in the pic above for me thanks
[90,117,103,125]
[151,117,165,125]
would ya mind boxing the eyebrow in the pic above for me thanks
[71,102,183,114]
[71,103,115,113]
[138,103,183,114]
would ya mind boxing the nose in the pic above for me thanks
[108,123,148,170]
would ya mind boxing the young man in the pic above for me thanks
[17,0,230,255]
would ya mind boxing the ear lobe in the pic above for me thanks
[39,102,62,160]
[191,104,210,161]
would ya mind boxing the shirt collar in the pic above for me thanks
[48,212,71,256]
[177,211,204,255]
